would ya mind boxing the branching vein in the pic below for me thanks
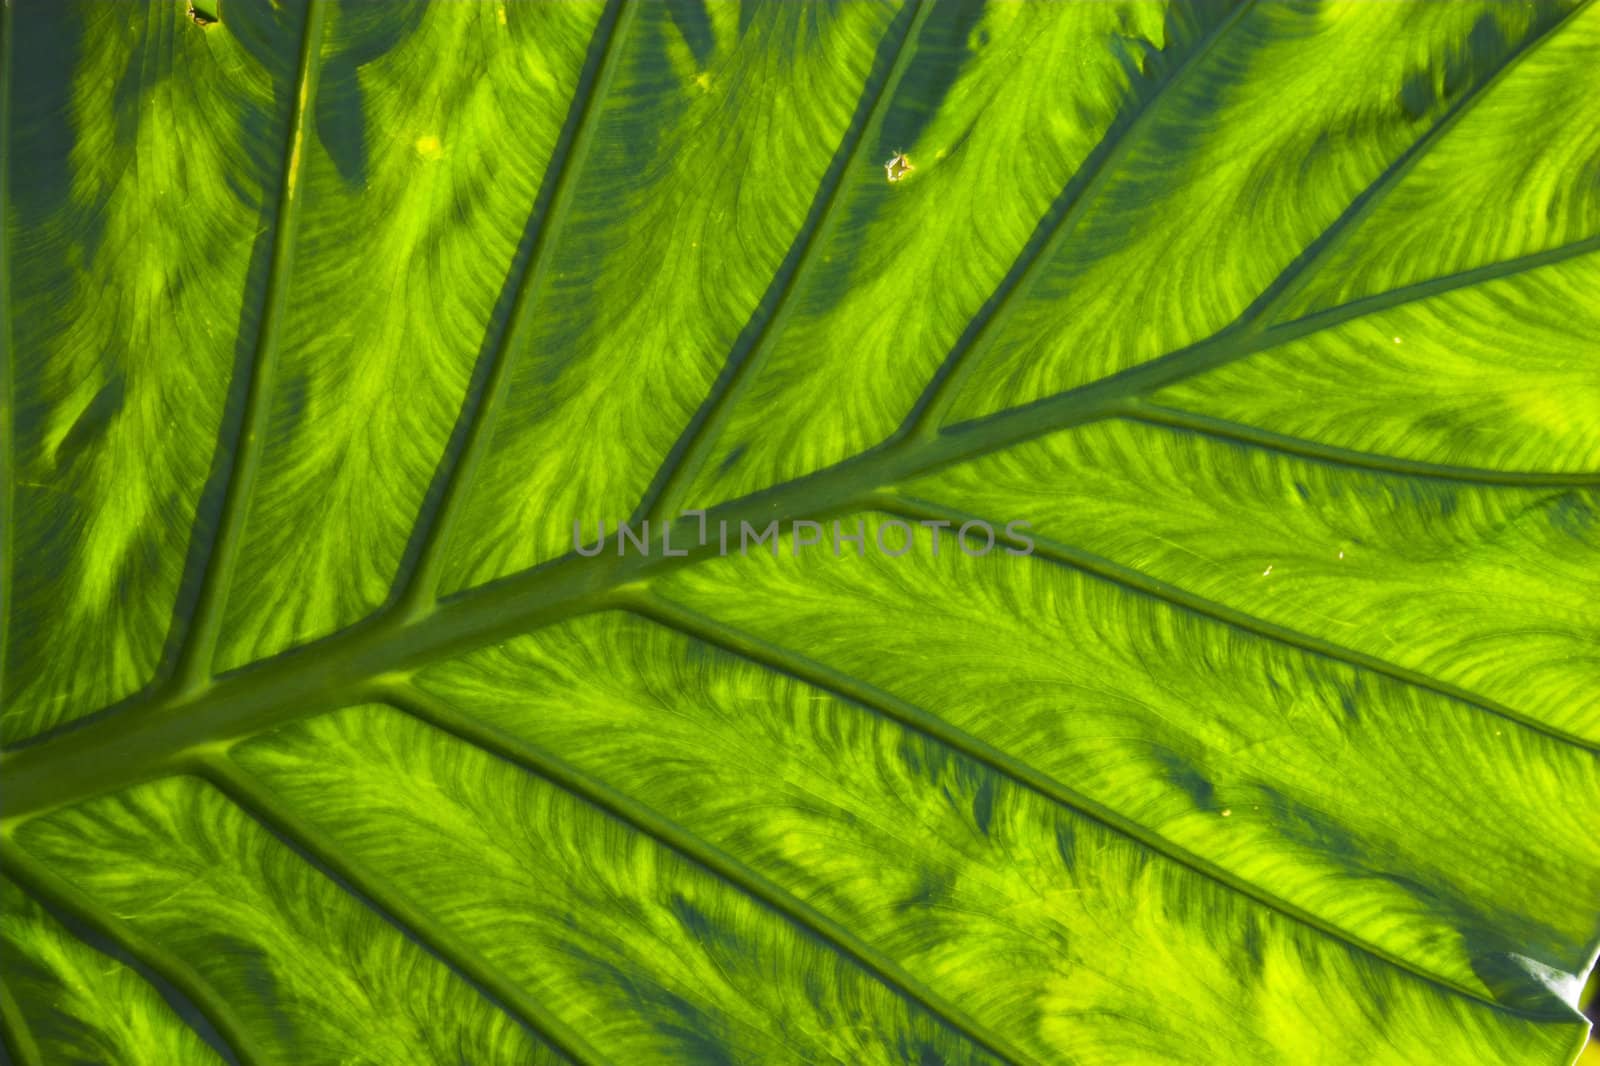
[198,755,607,1066]
[167,0,329,696]
[378,683,1033,1066]
[393,0,640,620]
[624,592,1584,1022]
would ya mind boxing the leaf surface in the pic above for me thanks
[3,1,1599,1064]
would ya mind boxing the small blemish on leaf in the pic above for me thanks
[884,152,914,183]
[1221,808,1233,818]
[414,134,443,161]
[186,0,219,27]
[1261,564,1273,576]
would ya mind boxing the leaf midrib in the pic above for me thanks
[5,245,1592,1045]
[3,2,1597,1049]
[4,230,1596,823]
[8,0,1595,801]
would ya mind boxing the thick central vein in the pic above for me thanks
[4,0,1592,843]
[4,233,1589,821]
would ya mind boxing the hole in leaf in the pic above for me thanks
[186,0,220,27]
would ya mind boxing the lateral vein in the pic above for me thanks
[635,0,935,527]
[0,972,44,1066]
[0,838,260,1066]
[899,0,1258,439]
[393,0,640,620]
[626,593,1586,1023]
[1226,0,1597,333]
[168,0,329,695]
[378,683,1033,1066]
[932,1,1599,441]
[197,754,608,1066]
[874,494,1600,753]
[1122,403,1600,488]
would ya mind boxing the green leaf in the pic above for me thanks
[2,1,1598,1064]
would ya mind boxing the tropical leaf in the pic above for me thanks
[2,1,1598,1064]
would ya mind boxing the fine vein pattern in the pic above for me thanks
[2,2,1598,1065]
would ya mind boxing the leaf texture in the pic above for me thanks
[2,1,1598,1064]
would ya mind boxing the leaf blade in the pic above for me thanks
[3,1,1598,1062]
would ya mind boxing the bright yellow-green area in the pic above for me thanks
[231,703,1005,1066]
[681,0,1185,507]
[0,877,222,1066]
[2,2,305,740]
[212,1,604,670]
[908,419,1600,741]
[1153,251,1600,474]
[414,614,1579,1063]
[1282,5,1600,314]
[12,777,562,1066]
[944,1,1588,423]
[439,1,904,588]
[654,517,1600,1004]
[2,0,1599,1063]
